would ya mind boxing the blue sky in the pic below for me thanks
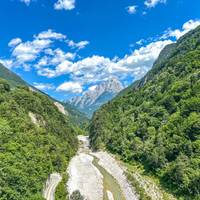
[0,0,200,100]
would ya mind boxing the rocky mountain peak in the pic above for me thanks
[69,77,123,117]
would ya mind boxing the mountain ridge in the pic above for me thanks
[0,72,78,199]
[89,25,200,199]
[0,63,88,127]
[69,77,124,118]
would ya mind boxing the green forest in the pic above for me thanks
[0,79,78,200]
[0,18,200,200]
[89,26,200,199]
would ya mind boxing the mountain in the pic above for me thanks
[0,63,27,87]
[62,101,89,129]
[0,64,88,199]
[0,63,88,128]
[70,77,124,118]
[89,26,200,199]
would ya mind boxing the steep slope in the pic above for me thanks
[0,64,84,199]
[0,78,78,200]
[70,77,123,118]
[63,102,89,129]
[0,63,27,87]
[0,63,88,128]
[89,26,200,199]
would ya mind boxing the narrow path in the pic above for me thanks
[67,135,138,200]
[43,173,62,200]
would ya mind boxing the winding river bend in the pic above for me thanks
[67,136,138,200]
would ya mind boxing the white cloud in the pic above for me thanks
[20,0,32,6]
[33,82,55,90]
[35,48,76,71]
[38,39,172,83]
[56,81,82,93]
[8,38,22,47]
[36,29,66,40]
[126,5,137,14]
[88,85,97,91]
[48,39,171,93]
[37,55,116,79]
[3,29,72,70]
[54,0,75,10]
[162,19,200,40]
[53,60,73,75]
[67,40,90,50]
[0,59,14,69]
[12,39,52,64]
[183,19,200,31]
[145,0,166,8]
[51,49,75,62]
[3,19,199,97]
[117,39,172,78]
[136,39,145,46]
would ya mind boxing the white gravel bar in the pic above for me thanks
[93,151,138,200]
[67,136,138,200]
[67,136,103,200]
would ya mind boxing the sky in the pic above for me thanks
[0,0,200,100]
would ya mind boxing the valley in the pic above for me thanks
[0,7,199,200]
[67,136,137,200]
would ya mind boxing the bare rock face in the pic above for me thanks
[29,112,38,126]
[29,87,37,92]
[69,77,123,117]
[54,102,68,116]
[28,112,46,127]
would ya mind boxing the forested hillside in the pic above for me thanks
[0,63,27,87]
[89,26,200,199]
[0,78,78,200]
[0,63,88,129]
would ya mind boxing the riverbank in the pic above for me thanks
[67,136,137,200]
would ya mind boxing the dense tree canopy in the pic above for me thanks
[89,26,200,199]
[0,81,78,200]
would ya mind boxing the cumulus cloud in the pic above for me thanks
[38,40,172,84]
[3,19,198,96]
[54,0,75,10]
[0,59,14,69]
[126,5,137,14]
[3,29,71,70]
[8,38,22,47]
[36,48,75,69]
[56,81,82,93]
[145,0,166,8]
[36,29,66,40]
[48,39,171,94]
[67,40,90,50]
[136,39,145,46]
[12,39,52,65]
[38,55,126,80]
[117,40,172,77]
[162,19,200,39]
[33,82,55,90]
